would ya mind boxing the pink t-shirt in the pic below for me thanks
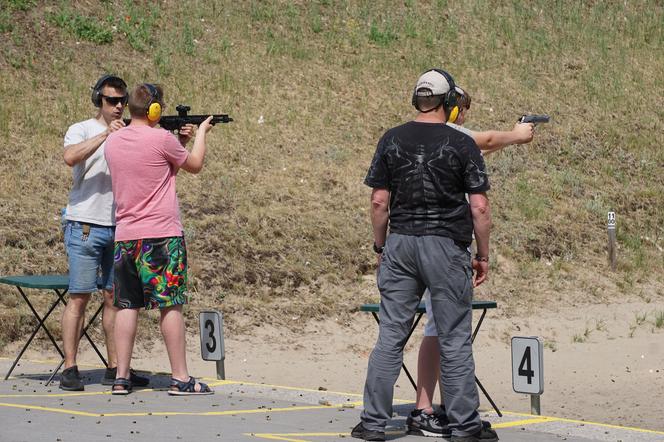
[105,125,189,241]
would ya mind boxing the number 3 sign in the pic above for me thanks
[511,336,544,395]
[199,311,224,361]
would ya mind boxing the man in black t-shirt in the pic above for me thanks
[351,69,497,442]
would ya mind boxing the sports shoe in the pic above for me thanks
[101,367,150,387]
[59,365,84,391]
[435,407,492,435]
[450,427,499,442]
[350,422,385,441]
[407,408,447,437]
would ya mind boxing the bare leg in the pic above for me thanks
[101,289,118,368]
[160,305,189,381]
[114,308,139,380]
[415,336,440,414]
[61,294,90,369]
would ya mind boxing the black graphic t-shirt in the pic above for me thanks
[364,121,490,244]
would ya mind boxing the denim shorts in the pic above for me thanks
[64,221,115,293]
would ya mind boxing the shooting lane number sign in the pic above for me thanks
[199,310,224,361]
[511,336,544,395]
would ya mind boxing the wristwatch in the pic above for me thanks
[474,255,489,262]
[373,242,384,254]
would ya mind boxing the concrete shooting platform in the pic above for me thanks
[1,357,663,442]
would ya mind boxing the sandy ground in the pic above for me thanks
[4,299,663,433]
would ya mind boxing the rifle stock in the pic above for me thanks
[123,104,233,130]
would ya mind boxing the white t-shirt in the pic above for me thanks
[446,122,473,137]
[64,118,115,226]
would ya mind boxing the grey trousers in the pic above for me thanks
[360,233,481,437]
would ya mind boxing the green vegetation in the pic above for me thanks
[0,1,662,344]
[572,326,592,343]
[47,9,114,44]
[543,340,557,352]
[655,311,664,329]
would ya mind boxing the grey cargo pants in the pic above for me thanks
[360,233,481,437]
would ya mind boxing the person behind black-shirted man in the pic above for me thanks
[351,69,498,442]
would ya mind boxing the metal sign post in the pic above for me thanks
[199,310,225,380]
[511,336,544,415]
[607,211,617,271]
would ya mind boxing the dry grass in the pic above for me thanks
[0,1,663,346]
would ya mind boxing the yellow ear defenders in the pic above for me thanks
[412,69,460,123]
[144,83,162,122]
[447,101,460,124]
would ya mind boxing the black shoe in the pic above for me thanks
[435,407,492,435]
[450,427,499,442]
[351,422,385,441]
[101,367,150,387]
[59,365,84,391]
[407,408,448,437]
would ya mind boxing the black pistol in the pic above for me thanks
[518,114,550,125]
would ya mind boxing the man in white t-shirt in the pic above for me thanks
[60,75,148,391]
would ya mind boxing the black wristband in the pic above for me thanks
[373,242,384,254]
[474,255,489,262]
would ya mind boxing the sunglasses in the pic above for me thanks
[458,94,471,110]
[101,94,128,106]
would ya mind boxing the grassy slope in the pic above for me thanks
[0,0,662,344]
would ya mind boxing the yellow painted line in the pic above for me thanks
[0,391,112,398]
[0,401,353,418]
[0,382,239,398]
[3,358,663,436]
[219,379,364,399]
[247,430,403,441]
[0,387,172,398]
[492,416,558,428]
[498,411,664,435]
[205,380,241,387]
[247,434,312,442]
[0,356,104,370]
[1,356,364,398]
[0,402,99,417]
[546,415,664,435]
[102,403,353,417]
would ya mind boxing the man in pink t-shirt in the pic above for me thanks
[105,83,214,396]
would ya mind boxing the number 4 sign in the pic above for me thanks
[511,336,544,395]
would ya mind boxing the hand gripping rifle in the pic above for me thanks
[518,114,550,125]
[124,104,233,130]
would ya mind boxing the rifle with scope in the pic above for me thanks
[124,104,233,130]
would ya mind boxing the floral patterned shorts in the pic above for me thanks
[113,236,188,310]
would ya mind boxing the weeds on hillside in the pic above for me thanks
[543,340,557,352]
[45,2,160,49]
[0,0,663,344]
[628,311,652,338]
[115,2,159,51]
[655,311,664,329]
[48,10,113,44]
[369,21,398,46]
[572,326,592,343]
